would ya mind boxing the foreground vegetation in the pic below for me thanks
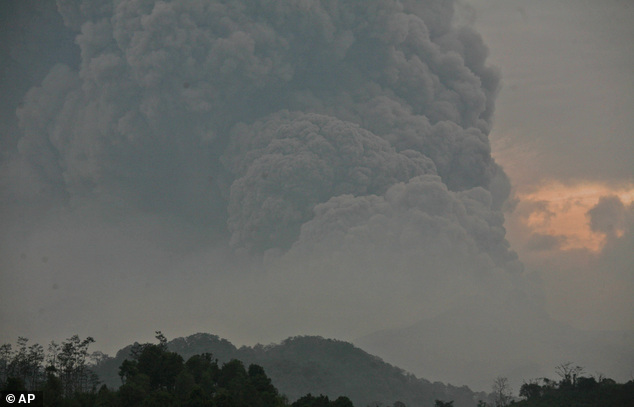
[0,333,352,407]
[93,333,483,406]
[1,334,632,407]
[510,362,634,407]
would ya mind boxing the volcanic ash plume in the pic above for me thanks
[14,0,517,272]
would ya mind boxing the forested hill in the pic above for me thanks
[93,333,487,407]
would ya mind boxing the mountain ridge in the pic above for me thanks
[93,332,488,407]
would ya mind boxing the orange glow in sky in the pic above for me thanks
[516,181,634,252]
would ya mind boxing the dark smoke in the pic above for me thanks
[11,0,515,261]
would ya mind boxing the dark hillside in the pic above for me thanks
[237,336,484,407]
[93,333,239,388]
[93,333,486,407]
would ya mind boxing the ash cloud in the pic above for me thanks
[223,112,435,250]
[11,0,510,254]
[0,0,547,388]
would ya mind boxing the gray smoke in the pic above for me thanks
[223,111,436,250]
[12,0,515,259]
[0,1,558,389]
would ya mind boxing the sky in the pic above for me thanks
[1,0,633,393]
[466,0,634,333]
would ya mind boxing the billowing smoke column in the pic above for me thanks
[17,0,518,272]
[223,112,436,250]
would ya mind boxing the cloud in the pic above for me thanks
[292,175,521,274]
[1,0,562,386]
[524,233,567,252]
[587,195,629,238]
[510,182,634,253]
[223,112,436,250]
[588,195,634,285]
[502,186,634,336]
[9,0,509,255]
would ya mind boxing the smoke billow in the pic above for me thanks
[14,0,514,259]
[223,112,436,250]
[1,0,555,388]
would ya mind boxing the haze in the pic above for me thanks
[1,0,632,392]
